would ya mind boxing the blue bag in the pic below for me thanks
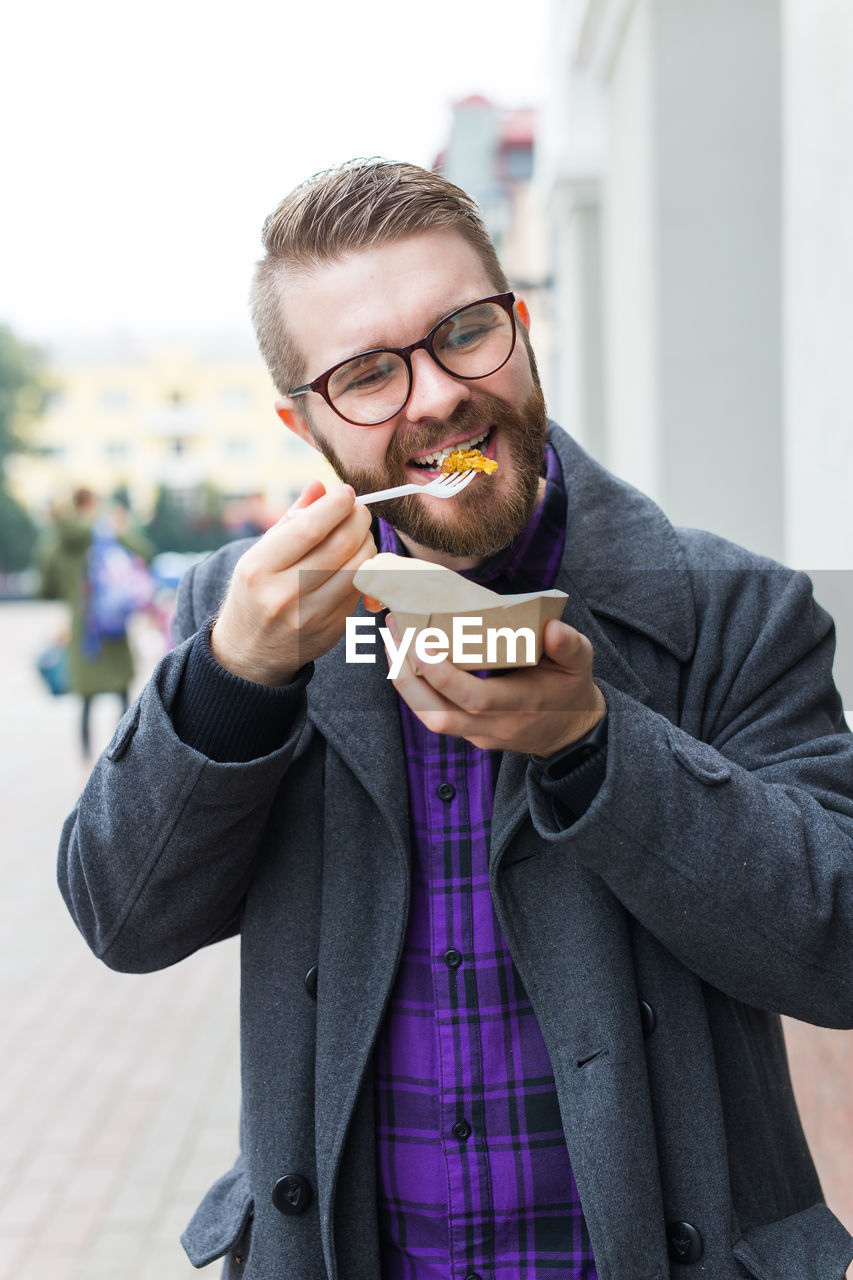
[36,642,70,696]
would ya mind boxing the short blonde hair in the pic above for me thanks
[250,158,510,396]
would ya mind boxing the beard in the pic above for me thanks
[309,382,549,559]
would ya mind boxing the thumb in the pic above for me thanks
[542,618,590,670]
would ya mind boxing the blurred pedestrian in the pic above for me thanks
[37,487,153,757]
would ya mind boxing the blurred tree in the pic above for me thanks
[0,325,50,461]
[0,325,51,571]
[0,487,38,574]
[144,483,229,554]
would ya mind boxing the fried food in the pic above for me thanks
[440,447,498,476]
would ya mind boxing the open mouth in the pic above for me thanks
[409,428,493,472]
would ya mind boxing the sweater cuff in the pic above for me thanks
[536,747,608,825]
[172,620,312,763]
[531,713,609,826]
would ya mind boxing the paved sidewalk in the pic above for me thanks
[1,601,240,1280]
[1,600,850,1280]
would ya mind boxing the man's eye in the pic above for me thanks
[446,324,489,349]
[334,356,395,395]
[344,366,392,393]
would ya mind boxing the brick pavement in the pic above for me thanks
[1,599,851,1280]
[1,601,240,1280]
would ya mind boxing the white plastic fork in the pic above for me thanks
[354,470,476,505]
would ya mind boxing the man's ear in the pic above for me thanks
[275,397,316,449]
[514,297,532,331]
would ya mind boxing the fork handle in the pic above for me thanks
[354,484,417,505]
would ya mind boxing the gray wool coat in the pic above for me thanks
[59,426,853,1280]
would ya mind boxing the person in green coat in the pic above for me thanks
[37,487,153,756]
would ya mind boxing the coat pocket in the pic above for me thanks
[181,1156,253,1268]
[733,1202,853,1279]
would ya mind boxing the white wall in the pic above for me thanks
[782,0,853,709]
[602,0,659,500]
[782,0,853,573]
[542,0,853,705]
[653,0,784,558]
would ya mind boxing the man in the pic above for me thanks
[59,160,853,1280]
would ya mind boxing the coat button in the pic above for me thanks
[437,782,456,802]
[272,1174,313,1215]
[640,1000,656,1036]
[666,1221,704,1264]
[304,965,318,1000]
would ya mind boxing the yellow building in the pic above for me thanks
[9,339,336,523]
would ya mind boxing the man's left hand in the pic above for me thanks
[386,616,606,755]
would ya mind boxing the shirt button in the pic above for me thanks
[444,948,463,969]
[452,1119,472,1140]
[464,1274,483,1280]
[436,781,456,802]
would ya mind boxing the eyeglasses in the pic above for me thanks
[287,292,517,426]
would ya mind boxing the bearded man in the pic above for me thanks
[59,159,853,1280]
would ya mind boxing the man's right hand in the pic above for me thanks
[210,480,376,685]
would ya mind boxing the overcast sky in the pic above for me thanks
[2,0,551,351]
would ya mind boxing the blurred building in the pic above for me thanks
[435,96,554,402]
[8,338,334,522]
[538,0,853,569]
[538,0,853,705]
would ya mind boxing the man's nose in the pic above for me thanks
[404,348,471,423]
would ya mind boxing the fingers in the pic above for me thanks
[211,486,376,685]
[383,614,604,753]
[384,626,459,732]
[295,530,378,627]
[284,479,328,517]
[262,483,371,573]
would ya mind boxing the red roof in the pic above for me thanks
[500,107,536,148]
[453,94,493,109]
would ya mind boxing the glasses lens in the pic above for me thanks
[327,351,410,425]
[433,300,514,380]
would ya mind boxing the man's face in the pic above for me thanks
[276,230,548,561]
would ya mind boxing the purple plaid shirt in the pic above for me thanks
[374,446,598,1280]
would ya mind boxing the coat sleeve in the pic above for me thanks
[57,543,310,974]
[527,557,853,1027]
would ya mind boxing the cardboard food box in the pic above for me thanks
[353,553,568,671]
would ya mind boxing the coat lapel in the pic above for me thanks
[307,610,410,852]
[490,579,653,866]
[306,618,411,1274]
[492,426,695,863]
[492,848,670,1278]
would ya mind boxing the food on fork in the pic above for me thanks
[440,447,498,476]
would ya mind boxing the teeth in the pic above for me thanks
[414,430,490,468]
